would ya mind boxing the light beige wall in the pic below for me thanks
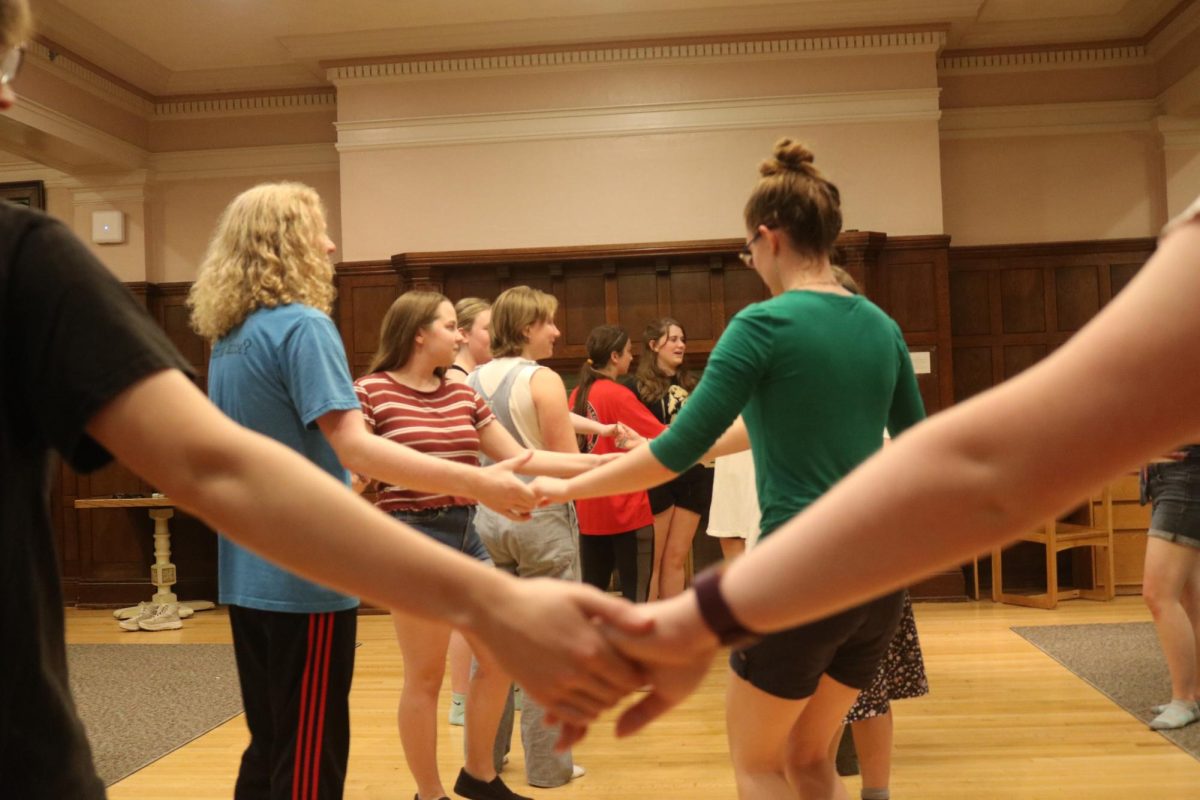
[1164,143,1200,220]
[940,131,1166,245]
[340,121,942,258]
[150,170,341,282]
[18,62,149,148]
[149,111,336,152]
[336,50,944,260]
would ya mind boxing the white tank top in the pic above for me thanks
[471,357,547,451]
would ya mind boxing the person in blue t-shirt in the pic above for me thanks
[188,183,549,800]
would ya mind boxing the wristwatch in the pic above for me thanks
[692,566,761,649]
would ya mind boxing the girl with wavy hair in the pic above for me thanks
[627,317,713,600]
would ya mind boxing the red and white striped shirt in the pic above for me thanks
[354,372,494,511]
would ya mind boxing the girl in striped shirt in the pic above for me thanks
[355,291,602,800]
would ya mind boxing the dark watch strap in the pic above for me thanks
[692,567,761,648]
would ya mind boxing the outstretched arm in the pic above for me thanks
[87,369,648,722]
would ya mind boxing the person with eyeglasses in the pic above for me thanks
[0,2,649,798]
[533,138,926,798]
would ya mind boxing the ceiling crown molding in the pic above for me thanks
[153,92,337,119]
[327,30,948,84]
[940,100,1160,140]
[26,41,335,121]
[335,89,941,152]
[937,44,1149,74]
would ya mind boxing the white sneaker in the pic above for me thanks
[118,603,159,631]
[115,601,152,621]
[138,602,182,631]
[571,764,586,781]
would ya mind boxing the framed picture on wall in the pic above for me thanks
[0,180,45,210]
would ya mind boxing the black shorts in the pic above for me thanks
[648,463,714,515]
[729,590,905,700]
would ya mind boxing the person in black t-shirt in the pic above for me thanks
[0,3,645,794]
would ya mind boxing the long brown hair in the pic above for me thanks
[572,325,629,451]
[743,138,842,260]
[634,317,695,405]
[366,291,449,376]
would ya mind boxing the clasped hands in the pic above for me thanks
[473,579,720,750]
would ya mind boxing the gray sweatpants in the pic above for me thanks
[472,502,581,788]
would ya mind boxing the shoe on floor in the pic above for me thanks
[449,693,466,726]
[453,767,531,800]
[1149,700,1200,730]
[571,764,586,780]
[115,601,153,621]
[138,602,182,631]
[118,603,160,631]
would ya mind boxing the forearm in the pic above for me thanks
[564,442,676,499]
[570,412,606,436]
[336,432,488,501]
[519,450,601,478]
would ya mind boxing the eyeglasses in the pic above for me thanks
[0,47,22,86]
[738,230,762,267]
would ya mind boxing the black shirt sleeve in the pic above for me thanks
[6,215,193,473]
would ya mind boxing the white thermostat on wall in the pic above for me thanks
[91,210,125,244]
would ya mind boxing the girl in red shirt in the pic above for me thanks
[569,325,666,601]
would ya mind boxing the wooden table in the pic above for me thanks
[73,496,215,620]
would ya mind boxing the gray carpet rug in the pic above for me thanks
[1013,622,1200,759]
[67,644,244,786]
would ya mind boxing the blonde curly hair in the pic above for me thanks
[188,182,335,341]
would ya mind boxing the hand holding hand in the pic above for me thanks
[475,451,536,520]
[614,422,645,450]
[529,475,571,507]
[599,592,720,738]
[467,579,652,729]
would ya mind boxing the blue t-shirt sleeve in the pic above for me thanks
[649,306,772,472]
[886,328,927,438]
[279,313,361,427]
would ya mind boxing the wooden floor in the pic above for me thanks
[67,597,1200,799]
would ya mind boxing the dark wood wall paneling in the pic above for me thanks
[948,238,1155,593]
[54,282,218,607]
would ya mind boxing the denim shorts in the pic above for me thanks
[1145,460,1200,548]
[389,505,493,564]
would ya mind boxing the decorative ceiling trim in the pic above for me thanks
[940,100,1160,140]
[153,92,337,119]
[27,40,155,117]
[937,45,1149,74]
[326,30,948,84]
[335,89,941,151]
[25,40,335,121]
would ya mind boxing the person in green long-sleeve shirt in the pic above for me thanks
[534,137,924,799]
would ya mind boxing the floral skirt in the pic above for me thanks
[844,592,929,722]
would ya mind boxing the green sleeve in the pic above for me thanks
[649,306,772,472]
[886,328,927,437]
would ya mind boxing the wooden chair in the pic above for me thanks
[991,484,1115,609]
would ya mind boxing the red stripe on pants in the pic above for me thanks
[309,613,335,795]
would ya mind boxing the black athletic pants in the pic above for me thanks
[229,605,357,800]
[579,527,647,602]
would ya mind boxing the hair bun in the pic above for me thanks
[760,138,818,177]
